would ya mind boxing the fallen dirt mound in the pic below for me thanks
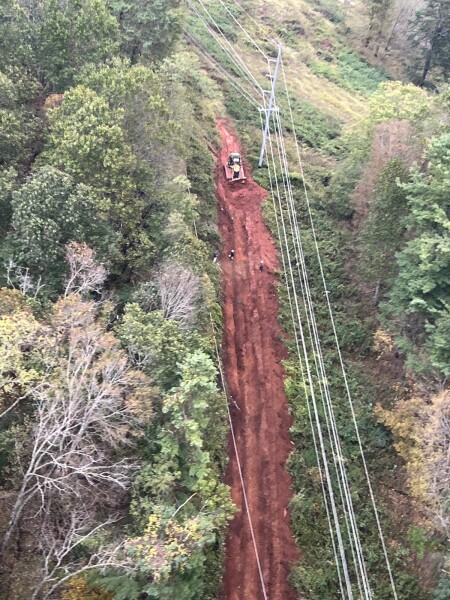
[217,119,299,600]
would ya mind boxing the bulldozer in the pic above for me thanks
[224,152,246,183]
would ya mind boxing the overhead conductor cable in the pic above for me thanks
[280,57,398,600]
[187,5,397,598]
[184,31,260,108]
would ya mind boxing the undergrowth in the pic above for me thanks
[259,168,425,599]
[310,50,387,96]
[187,0,433,596]
[217,24,426,598]
[306,0,346,25]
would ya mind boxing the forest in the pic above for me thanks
[0,0,449,599]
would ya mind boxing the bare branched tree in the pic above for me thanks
[5,259,45,297]
[424,391,450,533]
[32,500,129,600]
[156,263,202,330]
[35,533,138,600]
[0,295,152,595]
[64,242,107,297]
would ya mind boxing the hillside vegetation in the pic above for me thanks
[0,0,449,598]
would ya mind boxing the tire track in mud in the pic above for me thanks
[216,119,299,600]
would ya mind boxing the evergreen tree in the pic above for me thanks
[0,0,34,70]
[361,159,410,300]
[385,134,450,374]
[40,86,153,274]
[0,0,119,92]
[0,71,40,171]
[365,0,392,55]
[408,0,450,86]
[37,0,119,92]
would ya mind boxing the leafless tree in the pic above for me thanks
[0,295,151,581]
[156,263,202,330]
[36,531,140,600]
[64,242,107,297]
[351,120,419,230]
[423,391,450,533]
[5,259,45,297]
[31,499,133,600]
[383,0,424,55]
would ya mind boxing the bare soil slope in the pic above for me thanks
[216,119,299,600]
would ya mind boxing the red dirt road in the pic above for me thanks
[217,119,299,600]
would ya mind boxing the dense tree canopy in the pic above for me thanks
[0,0,119,91]
[8,167,115,290]
[361,158,409,296]
[0,0,228,595]
[38,0,119,91]
[384,134,450,374]
[0,72,39,170]
[108,0,183,63]
[2,0,450,597]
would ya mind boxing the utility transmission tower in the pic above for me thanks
[258,44,283,168]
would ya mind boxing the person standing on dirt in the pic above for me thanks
[228,249,235,260]
[259,260,264,272]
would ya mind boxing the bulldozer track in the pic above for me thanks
[217,119,299,600]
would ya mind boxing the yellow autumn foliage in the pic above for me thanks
[124,509,203,581]
[0,308,41,406]
[376,391,450,529]
[373,327,395,358]
[62,576,113,600]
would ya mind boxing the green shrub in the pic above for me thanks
[282,96,342,150]
[310,51,386,96]
[308,0,346,24]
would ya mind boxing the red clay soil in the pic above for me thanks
[216,118,299,600]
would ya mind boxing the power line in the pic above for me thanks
[210,318,269,600]
[279,58,398,600]
[267,108,357,599]
[215,0,271,59]
[260,75,359,595]
[184,31,261,108]
[263,58,374,597]
[259,109,347,599]
[187,0,264,97]
[271,103,371,597]
[186,5,397,597]
[227,0,280,48]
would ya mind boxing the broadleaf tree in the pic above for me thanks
[108,0,183,63]
[361,158,410,300]
[8,166,116,292]
[38,0,119,92]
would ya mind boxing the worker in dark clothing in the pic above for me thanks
[259,260,264,272]
[228,249,235,260]
[213,251,219,263]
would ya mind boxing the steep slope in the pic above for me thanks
[216,119,298,600]
[186,1,441,596]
